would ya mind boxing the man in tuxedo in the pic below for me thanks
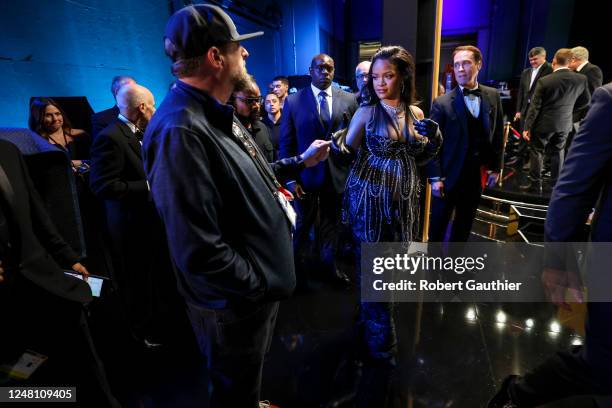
[522,48,590,191]
[90,75,136,139]
[427,45,504,242]
[570,46,603,98]
[490,83,612,408]
[514,46,553,130]
[567,46,604,151]
[279,53,358,286]
[0,140,118,407]
[89,83,174,348]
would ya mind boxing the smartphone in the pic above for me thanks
[64,272,107,297]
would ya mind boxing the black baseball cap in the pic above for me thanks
[164,4,263,62]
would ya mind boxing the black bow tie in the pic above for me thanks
[463,88,481,97]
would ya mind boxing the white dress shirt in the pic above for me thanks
[459,84,481,118]
[529,64,543,89]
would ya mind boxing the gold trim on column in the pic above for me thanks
[422,0,443,244]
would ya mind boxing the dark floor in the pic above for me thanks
[260,284,582,408]
[81,275,583,408]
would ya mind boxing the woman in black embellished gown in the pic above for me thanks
[342,45,441,406]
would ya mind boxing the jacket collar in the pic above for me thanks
[174,80,235,134]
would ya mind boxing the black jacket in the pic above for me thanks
[0,140,91,303]
[573,62,604,122]
[579,62,604,96]
[516,62,553,116]
[89,119,158,255]
[143,81,305,309]
[427,85,505,191]
[524,69,590,134]
[546,83,612,244]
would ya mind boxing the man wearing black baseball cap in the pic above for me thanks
[143,4,331,407]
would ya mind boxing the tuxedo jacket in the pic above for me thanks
[580,62,604,96]
[279,86,358,193]
[574,62,604,122]
[516,62,553,116]
[427,85,505,191]
[0,140,91,303]
[524,69,590,134]
[90,105,119,140]
[89,120,157,251]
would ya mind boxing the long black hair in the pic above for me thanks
[363,45,416,107]
[28,97,73,137]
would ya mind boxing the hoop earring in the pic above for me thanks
[400,82,405,94]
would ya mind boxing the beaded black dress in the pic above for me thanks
[343,102,437,244]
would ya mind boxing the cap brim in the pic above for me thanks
[234,31,264,41]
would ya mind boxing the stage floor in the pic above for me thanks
[262,283,582,408]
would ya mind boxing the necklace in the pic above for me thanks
[46,131,69,150]
[380,100,404,116]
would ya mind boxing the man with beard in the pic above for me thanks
[142,4,332,407]
[231,75,274,162]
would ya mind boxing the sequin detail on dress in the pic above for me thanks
[343,104,427,243]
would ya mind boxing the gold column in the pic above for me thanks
[421,0,444,244]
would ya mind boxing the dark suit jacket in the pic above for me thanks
[91,105,119,140]
[427,85,505,191]
[89,120,156,257]
[279,86,358,193]
[524,69,590,134]
[579,62,604,96]
[251,120,274,163]
[545,83,612,245]
[516,62,553,116]
[573,62,604,122]
[0,140,91,303]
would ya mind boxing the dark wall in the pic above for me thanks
[441,0,575,83]
[0,0,174,128]
[568,0,611,84]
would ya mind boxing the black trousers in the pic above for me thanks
[293,177,344,280]
[428,158,483,243]
[186,301,279,408]
[106,214,177,341]
[528,131,568,183]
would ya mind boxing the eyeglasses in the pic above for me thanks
[235,95,263,105]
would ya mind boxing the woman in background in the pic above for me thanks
[28,97,91,172]
[342,45,441,407]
